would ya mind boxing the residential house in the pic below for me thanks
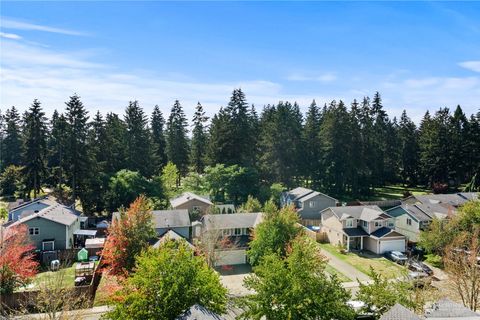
[7,196,58,222]
[170,192,213,216]
[386,192,479,243]
[380,303,421,320]
[281,187,338,226]
[6,203,81,251]
[152,230,195,250]
[113,209,191,240]
[321,205,406,254]
[194,212,263,266]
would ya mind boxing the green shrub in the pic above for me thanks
[425,253,443,268]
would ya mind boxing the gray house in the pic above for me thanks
[152,209,191,240]
[7,196,57,222]
[281,187,338,226]
[6,204,80,251]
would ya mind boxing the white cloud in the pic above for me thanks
[1,17,86,36]
[286,72,337,82]
[459,61,480,73]
[0,31,21,40]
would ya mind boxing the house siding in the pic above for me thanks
[23,218,68,250]
[156,226,190,240]
[298,194,337,222]
[364,236,378,253]
[321,210,345,246]
[394,214,420,242]
[173,199,211,216]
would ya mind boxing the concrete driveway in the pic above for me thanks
[217,264,254,297]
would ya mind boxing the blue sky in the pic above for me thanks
[1,2,479,122]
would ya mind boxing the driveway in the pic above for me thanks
[320,248,371,283]
[217,264,254,297]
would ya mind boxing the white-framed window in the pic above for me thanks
[29,227,39,235]
[388,220,395,227]
[406,218,412,226]
[363,221,367,227]
[42,241,54,251]
[309,201,316,208]
[345,219,354,228]
[223,229,232,236]
[234,228,242,236]
[374,221,382,227]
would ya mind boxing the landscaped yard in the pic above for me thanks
[16,264,77,292]
[336,184,430,203]
[319,243,406,279]
[325,264,351,282]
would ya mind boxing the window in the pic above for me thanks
[192,206,201,212]
[406,218,412,226]
[42,241,54,251]
[374,221,382,227]
[345,219,354,228]
[363,221,367,227]
[234,228,242,236]
[223,229,232,236]
[29,227,39,235]
[388,220,395,227]
[309,201,316,208]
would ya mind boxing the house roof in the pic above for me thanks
[152,230,194,249]
[285,187,338,203]
[343,227,369,237]
[152,210,191,229]
[387,204,433,223]
[202,212,263,230]
[329,205,390,222]
[380,304,421,320]
[8,204,79,228]
[404,193,479,219]
[425,298,480,319]
[8,196,58,214]
[175,304,224,320]
[170,192,213,208]
[370,227,404,238]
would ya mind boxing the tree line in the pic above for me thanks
[1,89,479,214]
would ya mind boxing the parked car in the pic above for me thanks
[385,251,408,264]
[407,271,431,287]
[407,260,433,276]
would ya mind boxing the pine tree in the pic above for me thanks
[124,101,155,177]
[190,102,208,173]
[166,100,190,179]
[104,113,128,175]
[151,106,167,172]
[47,110,68,189]
[450,105,469,184]
[22,99,48,198]
[2,107,23,169]
[371,92,389,186]
[303,100,322,188]
[65,94,90,207]
[206,108,231,166]
[398,110,419,186]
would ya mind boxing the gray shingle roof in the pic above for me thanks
[8,204,79,227]
[285,187,338,202]
[152,210,191,228]
[425,298,480,319]
[329,205,388,222]
[343,227,369,237]
[390,204,433,222]
[202,212,263,230]
[380,304,421,320]
[175,304,224,320]
[371,227,395,238]
[170,192,213,208]
[152,230,194,249]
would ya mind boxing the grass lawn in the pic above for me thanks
[16,264,77,292]
[325,264,351,282]
[336,184,430,203]
[319,243,406,279]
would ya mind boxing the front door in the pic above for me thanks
[349,237,362,251]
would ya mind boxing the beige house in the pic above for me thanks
[170,192,213,216]
[321,205,406,254]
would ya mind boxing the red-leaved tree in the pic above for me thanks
[102,195,156,277]
[0,224,39,294]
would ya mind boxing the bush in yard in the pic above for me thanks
[0,224,39,294]
[104,240,227,320]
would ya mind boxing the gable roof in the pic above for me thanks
[380,303,421,320]
[387,204,433,223]
[380,304,421,320]
[425,298,480,319]
[285,187,338,203]
[202,212,263,230]
[152,230,194,249]
[370,227,404,239]
[170,192,213,208]
[152,210,191,229]
[8,203,79,228]
[328,205,390,222]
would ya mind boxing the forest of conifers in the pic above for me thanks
[1,89,479,215]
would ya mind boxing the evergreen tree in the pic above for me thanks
[206,108,231,166]
[2,107,22,169]
[64,94,91,208]
[303,100,322,188]
[398,110,419,186]
[151,106,167,172]
[166,100,190,178]
[450,105,469,184]
[22,99,48,198]
[190,102,208,173]
[124,101,155,177]
[47,110,68,188]
[104,113,128,175]
[371,92,389,186]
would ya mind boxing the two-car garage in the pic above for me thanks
[214,249,248,266]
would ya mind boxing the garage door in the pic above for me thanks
[215,249,247,266]
[379,239,405,254]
